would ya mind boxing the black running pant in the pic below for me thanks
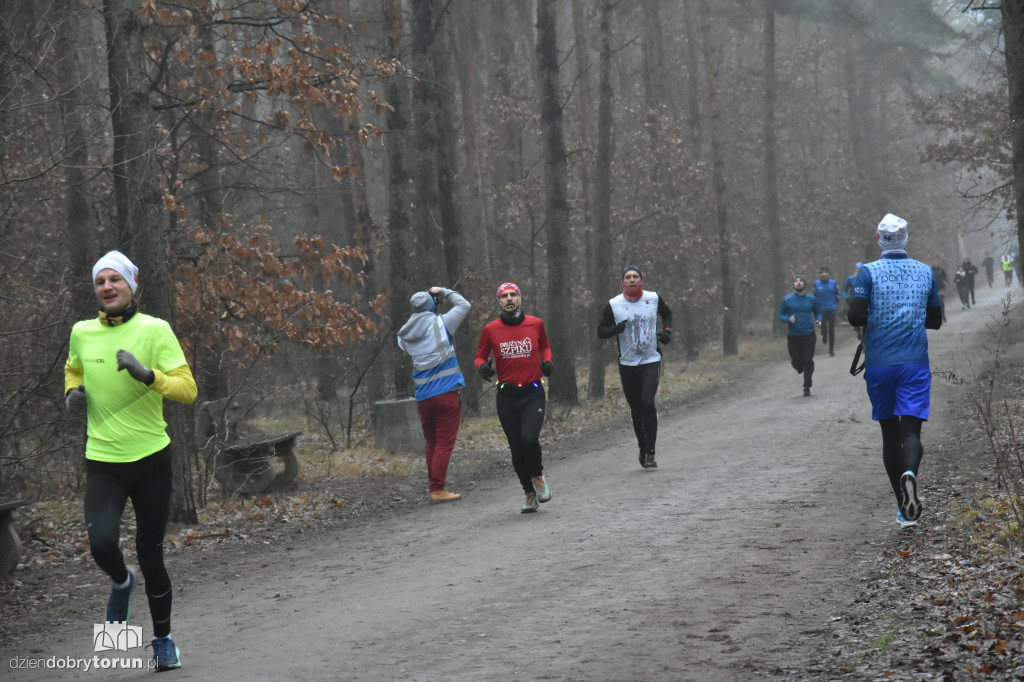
[879,416,923,508]
[495,383,546,494]
[786,334,816,388]
[820,310,836,353]
[85,446,174,637]
[619,361,661,455]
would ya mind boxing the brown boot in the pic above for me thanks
[429,489,462,504]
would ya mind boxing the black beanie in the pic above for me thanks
[621,265,643,281]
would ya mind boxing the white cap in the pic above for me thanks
[92,251,139,293]
[876,213,908,251]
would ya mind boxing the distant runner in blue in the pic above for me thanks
[848,213,942,529]
[813,266,840,356]
[842,262,864,340]
[778,275,821,397]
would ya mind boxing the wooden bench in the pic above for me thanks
[0,499,29,577]
[199,394,302,495]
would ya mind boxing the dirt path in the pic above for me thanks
[8,284,1007,681]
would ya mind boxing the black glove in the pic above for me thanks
[478,361,495,381]
[540,360,554,377]
[117,349,155,385]
[657,328,671,345]
[613,320,627,334]
[66,386,87,417]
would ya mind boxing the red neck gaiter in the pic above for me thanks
[622,285,644,302]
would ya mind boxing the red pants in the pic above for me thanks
[416,391,461,491]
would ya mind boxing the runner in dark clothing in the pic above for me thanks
[961,259,978,305]
[954,265,971,309]
[931,265,948,322]
[982,255,995,288]
[597,265,673,469]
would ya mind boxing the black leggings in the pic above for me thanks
[495,383,546,494]
[85,446,173,637]
[619,361,661,454]
[820,310,836,352]
[786,334,816,388]
[879,416,923,508]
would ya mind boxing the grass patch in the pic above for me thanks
[871,632,897,649]
[455,415,506,450]
[736,336,788,361]
[301,445,422,480]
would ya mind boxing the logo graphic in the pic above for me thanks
[93,622,143,653]
[499,338,533,358]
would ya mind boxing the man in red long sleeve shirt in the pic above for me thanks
[475,282,554,513]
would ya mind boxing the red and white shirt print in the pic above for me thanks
[475,315,552,386]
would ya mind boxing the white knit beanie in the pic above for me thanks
[876,214,909,251]
[92,251,139,293]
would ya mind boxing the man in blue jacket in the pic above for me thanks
[778,275,821,396]
[814,266,841,356]
[848,213,942,528]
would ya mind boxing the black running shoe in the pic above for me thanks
[643,450,657,469]
[900,471,921,521]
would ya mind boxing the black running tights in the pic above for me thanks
[619,361,661,454]
[820,310,836,352]
[496,384,547,494]
[85,446,173,637]
[787,334,816,388]
[879,416,923,507]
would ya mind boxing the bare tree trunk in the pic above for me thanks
[484,0,530,268]
[698,0,737,356]
[537,0,578,405]
[1002,2,1024,260]
[682,0,703,156]
[55,2,100,313]
[451,0,490,275]
[409,0,445,286]
[587,0,612,399]
[763,0,785,336]
[838,12,885,218]
[103,0,197,522]
[382,0,413,396]
[346,111,389,402]
[678,0,705,358]
[641,0,699,361]
[431,7,481,415]
[433,8,462,285]
[571,0,595,232]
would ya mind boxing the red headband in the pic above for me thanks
[496,282,520,298]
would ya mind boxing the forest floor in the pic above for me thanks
[3,283,1024,681]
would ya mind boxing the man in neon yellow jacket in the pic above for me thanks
[65,251,196,671]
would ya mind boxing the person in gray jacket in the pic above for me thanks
[397,287,471,503]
